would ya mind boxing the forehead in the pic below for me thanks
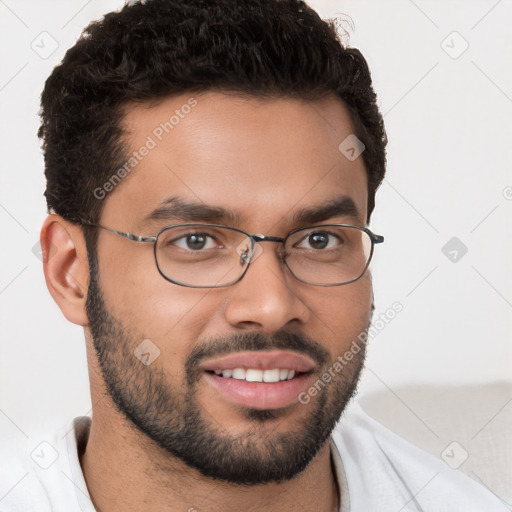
[102,91,368,231]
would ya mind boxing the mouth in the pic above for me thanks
[208,367,300,382]
[200,350,316,410]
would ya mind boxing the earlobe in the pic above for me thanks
[40,215,90,326]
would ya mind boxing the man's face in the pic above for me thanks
[86,92,372,484]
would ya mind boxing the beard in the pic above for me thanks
[85,257,367,485]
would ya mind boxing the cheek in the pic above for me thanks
[96,243,216,350]
[305,273,372,355]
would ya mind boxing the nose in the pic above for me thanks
[223,242,310,333]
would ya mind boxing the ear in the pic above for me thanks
[40,215,90,326]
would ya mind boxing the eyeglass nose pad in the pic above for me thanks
[239,247,250,266]
[235,240,252,266]
[277,244,288,264]
[235,239,263,266]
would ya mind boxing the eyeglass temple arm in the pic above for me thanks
[82,222,156,243]
[371,233,385,244]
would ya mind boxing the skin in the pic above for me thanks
[41,91,372,512]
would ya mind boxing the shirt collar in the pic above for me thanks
[330,436,351,512]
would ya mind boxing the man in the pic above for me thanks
[0,0,505,510]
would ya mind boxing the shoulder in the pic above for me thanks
[0,416,93,512]
[331,402,508,512]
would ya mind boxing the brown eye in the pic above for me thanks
[296,231,341,250]
[308,232,328,249]
[170,232,218,251]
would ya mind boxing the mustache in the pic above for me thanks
[185,331,331,383]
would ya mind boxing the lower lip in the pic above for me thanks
[203,372,313,410]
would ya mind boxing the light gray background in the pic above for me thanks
[1,0,511,436]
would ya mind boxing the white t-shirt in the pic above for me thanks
[0,403,507,511]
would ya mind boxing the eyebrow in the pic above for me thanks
[143,195,363,228]
[292,196,363,225]
[143,196,241,225]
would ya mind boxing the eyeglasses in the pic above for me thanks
[81,222,384,288]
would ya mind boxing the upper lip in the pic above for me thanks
[200,350,316,373]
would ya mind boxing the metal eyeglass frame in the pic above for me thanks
[81,221,384,288]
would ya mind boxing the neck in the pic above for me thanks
[79,406,339,512]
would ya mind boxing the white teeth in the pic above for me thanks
[232,368,246,380]
[263,368,280,382]
[245,369,263,382]
[216,368,297,382]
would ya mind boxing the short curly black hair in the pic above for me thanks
[38,0,386,253]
